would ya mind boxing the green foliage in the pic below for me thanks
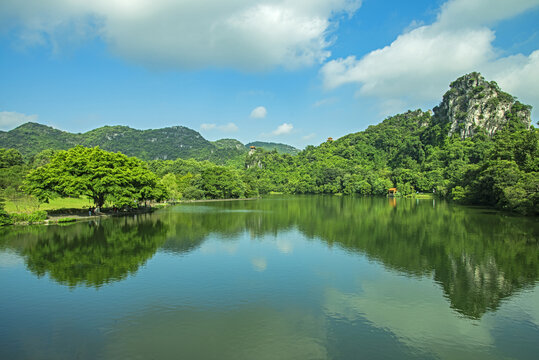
[498,91,515,104]
[200,166,244,198]
[10,210,48,223]
[486,97,500,109]
[161,173,181,201]
[16,216,169,287]
[234,103,537,214]
[0,148,24,168]
[0,164,26,194]
[0,123,248,164]
[29,149,58,168]
[2,73,536,215]
[149,158,256,200]
[0,148,27,199]
[57,217,76,223]
[451,186,468,202]
[0,123,79,158]
[245,141,300,155]
[0,196,12,226]
[24,146,163,208]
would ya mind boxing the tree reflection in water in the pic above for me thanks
[163,196,538,319]
[16,215,169,288]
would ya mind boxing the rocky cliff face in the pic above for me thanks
[433,72,531,139]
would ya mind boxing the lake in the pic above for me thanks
[0,196,538,359]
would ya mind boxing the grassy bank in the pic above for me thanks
[5,196,92,214]
[408,193,434,199]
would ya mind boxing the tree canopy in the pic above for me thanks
[24,146,164,207]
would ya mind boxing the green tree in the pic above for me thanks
[200,166,246,199]
[161,173,181,201]
[24,146,162,208]
[0,148,24,168]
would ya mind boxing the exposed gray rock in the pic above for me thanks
[433,72,531,139]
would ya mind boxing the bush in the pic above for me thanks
[0,210,12,226]
[11,210,48,223]
[451,186,468,202]
[0,196,12,226]
[182,186,204,200]
[57,217,76,223]
[396,182,414,195]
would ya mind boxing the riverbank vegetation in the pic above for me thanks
[0,79,537,223]
[0,112,537,225]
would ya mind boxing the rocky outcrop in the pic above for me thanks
[433,72,532,139]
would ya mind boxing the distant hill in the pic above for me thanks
[79,125,216,160]
[0,122,80,155]
[0,123,303,163]
[212,139,246,151]
[246,141,300,155]
[0,123,221,161]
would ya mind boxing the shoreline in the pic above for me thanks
[13,207,159,226]
[176,197,259,204]
[10,197,261,226]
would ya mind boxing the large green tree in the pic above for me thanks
[24,146,164,207]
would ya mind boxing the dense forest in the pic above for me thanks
[0,123,299,163]
[0,72,537,224]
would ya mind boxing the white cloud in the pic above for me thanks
[250,106,267,119]
[437,0,539,28]
[200,123,216,131]
[272,123,294,135]
[0,111,38,130]
[302,133,316,140]
[200,122,238,133]
[313,97,337,107]
[219,122,239,132]
[320,0,539,116]
[484,50,539,113]
[1,0,362,70]
[322,27,495,97]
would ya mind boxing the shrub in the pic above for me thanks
[451,186,468,202]
[182,186,204,200]
[11,210,48,224]
[0,210,12,226]
[0,196,12,226]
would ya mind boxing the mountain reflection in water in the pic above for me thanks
[1,196,537,320]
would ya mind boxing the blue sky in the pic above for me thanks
[1,0,538,148]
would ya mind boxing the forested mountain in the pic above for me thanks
[0,123,80,155]
[79,125,214,161]
[243,73,537,214]
[0,123,220,161]
[0,124,217,163]
[0,123,301,163]
[245,141,300,155]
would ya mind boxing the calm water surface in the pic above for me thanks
[0,196,538,359]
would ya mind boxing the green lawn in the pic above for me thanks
[5,196,92,214]
[413,193,434,199]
